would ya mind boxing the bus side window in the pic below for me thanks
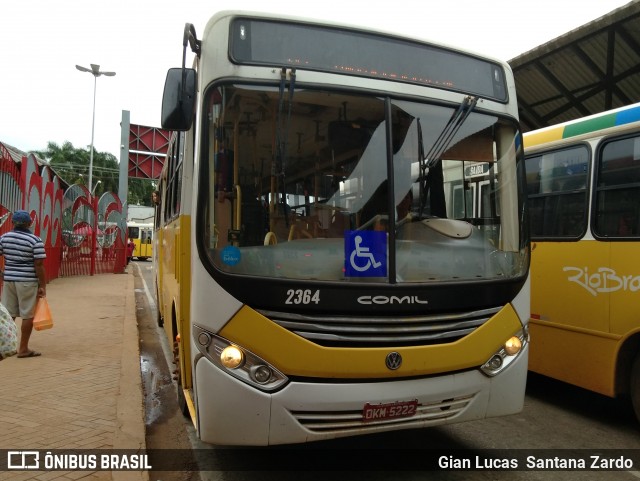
[595,136,640,237]
[526,146,589,238]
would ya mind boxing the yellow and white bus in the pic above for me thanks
[155,10,530,446]
[127,222,153,261]
[524,102,640,421]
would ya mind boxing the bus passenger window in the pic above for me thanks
[595,136,640,238]
[525,146,589,238]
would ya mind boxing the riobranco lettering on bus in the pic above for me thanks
[564,266,640,296]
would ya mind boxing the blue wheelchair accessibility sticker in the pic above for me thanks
[344,230,387,277]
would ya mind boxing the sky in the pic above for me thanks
[1,0,633,161]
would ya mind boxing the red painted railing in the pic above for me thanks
[0,142,127,296]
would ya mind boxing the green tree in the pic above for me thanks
[35,141,157,206]
[36,141,87,185]
[127,178,156,207]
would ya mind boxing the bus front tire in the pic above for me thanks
[631,352,640,422]
[155,285,164,327]
[173,338,190,418]
[156,307,164,328]
[177,386,190,418]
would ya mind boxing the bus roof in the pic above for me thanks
[523,102,640,149]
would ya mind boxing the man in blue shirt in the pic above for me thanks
[0,210,47,358]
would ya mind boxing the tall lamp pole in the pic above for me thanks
[76,64,115,194]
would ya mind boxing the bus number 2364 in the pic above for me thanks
[285,289,321,305]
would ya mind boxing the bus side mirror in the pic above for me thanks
[161,68,196,131]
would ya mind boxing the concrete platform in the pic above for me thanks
[0,268,148,481]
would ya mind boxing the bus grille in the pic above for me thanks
[290,394,474,433]
[258,307,501,347]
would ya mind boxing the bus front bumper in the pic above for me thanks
[193,343,528,446]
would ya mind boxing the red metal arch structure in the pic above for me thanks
[1,142,66,285]
[0,142,127,297]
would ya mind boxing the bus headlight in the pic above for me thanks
[193,325,288,392]
[480,327,528,377]
[504,336,522,356]
[220,345,244,369]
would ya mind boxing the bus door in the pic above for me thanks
[140,228,153,259]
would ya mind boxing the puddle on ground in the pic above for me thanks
[140,356,174,425]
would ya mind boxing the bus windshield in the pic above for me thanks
[201,83,527,283]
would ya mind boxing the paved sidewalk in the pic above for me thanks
[0,268,148,481]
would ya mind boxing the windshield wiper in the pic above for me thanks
[424,95,477,169]
[416,96,477,218]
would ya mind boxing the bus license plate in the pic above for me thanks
[363,400,418,422]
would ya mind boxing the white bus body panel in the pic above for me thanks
[190,259,243,332]
[194,344,528,446]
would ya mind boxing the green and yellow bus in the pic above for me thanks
[524,102,640,420]
[155,10,530,445]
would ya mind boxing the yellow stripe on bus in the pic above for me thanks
[219,304,522,378]
[523,126,564,149]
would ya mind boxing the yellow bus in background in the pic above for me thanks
[524,102,640,421]
[155,10,530,446]
[127,222,153,261]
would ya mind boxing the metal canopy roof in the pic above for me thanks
[510,0,640,132]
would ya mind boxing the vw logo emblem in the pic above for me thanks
[385,351,402,370]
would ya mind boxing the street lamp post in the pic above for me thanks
[78,176,103,200]
[76,64,115,194]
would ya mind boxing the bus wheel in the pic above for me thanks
[155,286,164,327]
[177,385,190,418]
[173,337,190,418]
[631,353,640,422]
[156,306,164,328]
